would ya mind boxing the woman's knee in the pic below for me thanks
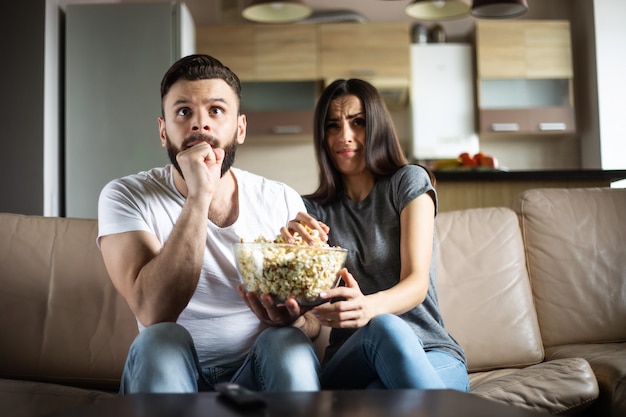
[367,314,411,337]
[363,314,420,355]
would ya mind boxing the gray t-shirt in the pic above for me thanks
[304,164,465,364]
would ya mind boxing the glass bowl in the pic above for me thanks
[233,242,348,306]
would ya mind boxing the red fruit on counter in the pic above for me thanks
[481,156,499,168]
[473,152,487,166]
[459,152,478,167]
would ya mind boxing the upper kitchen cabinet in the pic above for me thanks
[196,24,317,81]
[477,20,572,79]
[196,25,255,79]
[319,22,411,82]
[476,20,575,136]
[254,25,317,81]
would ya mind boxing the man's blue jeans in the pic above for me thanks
[119,322,320,394]
[321,314,470,391]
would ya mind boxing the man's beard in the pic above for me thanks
[165,131,238,179]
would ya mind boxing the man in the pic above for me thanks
[97,54,320,394]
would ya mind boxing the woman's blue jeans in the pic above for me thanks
[321,314,469,391]
[119,322,320,394]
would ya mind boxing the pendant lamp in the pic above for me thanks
[405,0,471,21]
[242,0,313,24]
[471,0,528,19]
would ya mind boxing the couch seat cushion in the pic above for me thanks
[471,357,598,415]
[546,342,626,417]
[0,378,115,417]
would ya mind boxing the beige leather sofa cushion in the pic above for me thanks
[512,188,626,347]
[435,207,544,372]
[0,378,114,417]
[546,342,626,417]
[0,213,137,390]
[471,357,599,415]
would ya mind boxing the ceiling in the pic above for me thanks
[72,0,558,42]
[188,0,423,25]
[179,0,567,41]
[185,0,473,35]
[126,0,478,40]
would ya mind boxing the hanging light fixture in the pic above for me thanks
[405,0,471,21]
[242,1,313,24]
[471,0,528,19]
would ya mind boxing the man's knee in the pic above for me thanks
[256,326,308,348]
[122,323,199,394]
[254,326,318,363]
[130,322,194,357]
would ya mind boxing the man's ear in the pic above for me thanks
[158,117,167,147]
[237,114,247,145]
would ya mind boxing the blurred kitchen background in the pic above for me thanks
[2,0,625,217]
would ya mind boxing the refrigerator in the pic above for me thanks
[65,1,195,219]
[410,43,478,161]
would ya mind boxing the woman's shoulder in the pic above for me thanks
[391,164,433,186]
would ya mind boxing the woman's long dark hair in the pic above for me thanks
[304,79,408,204]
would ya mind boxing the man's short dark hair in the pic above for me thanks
[160,54,242,114]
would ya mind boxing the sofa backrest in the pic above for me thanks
[0,213,138,390]
[435,207,544,372]
[512,187,626,348]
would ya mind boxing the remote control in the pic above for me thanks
[215,382,266,409]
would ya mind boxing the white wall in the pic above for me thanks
[44,0,117,216]
[44,1,63,216]
[594,0,626,170]
[235,142,319,195]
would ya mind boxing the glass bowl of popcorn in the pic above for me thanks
[233,238,348,306]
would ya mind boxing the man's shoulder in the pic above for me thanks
[232,168,296,193]
[232,168,303,212]
[107,166,170,190]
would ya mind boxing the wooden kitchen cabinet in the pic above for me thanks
[254,25,317,81]
[318,22,411,81]
[196,25,256,80]
[476,20,572,79]
[479,107,576,134]
[475,21,575,135]
[196,24,317,81]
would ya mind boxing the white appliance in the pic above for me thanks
[65,1,195,218]
[410,44,478,161]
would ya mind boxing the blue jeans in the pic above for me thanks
[119,322,320,394]
[321,314,469,391]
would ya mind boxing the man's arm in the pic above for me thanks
[100,196,209,327]
[293,312,321,340]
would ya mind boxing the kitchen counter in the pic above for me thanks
[433,169,626,182]
[430,169,626,212]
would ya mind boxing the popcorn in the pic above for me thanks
[234,226,347,303]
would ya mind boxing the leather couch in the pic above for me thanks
[1,187,624,417]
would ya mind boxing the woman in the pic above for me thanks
[286,79,468,391]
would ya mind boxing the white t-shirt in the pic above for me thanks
[97,165,306,368]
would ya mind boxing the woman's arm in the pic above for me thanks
[312,193,436,328]
[366,192,435,314]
